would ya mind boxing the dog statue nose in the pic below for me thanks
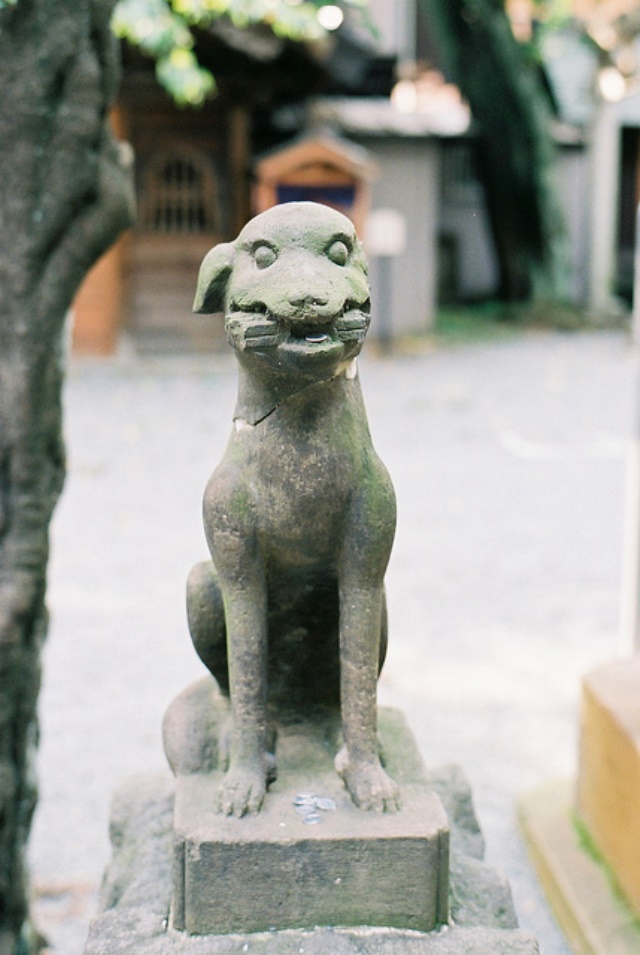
[289,294,330,311]
[287,294,334,331]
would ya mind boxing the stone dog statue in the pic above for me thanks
[187,201,399,818]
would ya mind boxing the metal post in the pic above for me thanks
[621,204,640,652]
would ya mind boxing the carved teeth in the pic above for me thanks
[305,333,329,343]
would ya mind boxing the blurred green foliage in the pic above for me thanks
[112,0,369,106]
[0,0,370,105]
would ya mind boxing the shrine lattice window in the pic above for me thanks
[139,150,220,235]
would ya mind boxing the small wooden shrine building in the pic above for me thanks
[72,21,391,354]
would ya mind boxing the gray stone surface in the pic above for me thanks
[86,920,539,955]
[172,706,449,935]
[163,678,229,777]
[83,762,538,954]
[31,330,633,954]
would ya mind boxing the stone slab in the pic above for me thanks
[173,709,449,935]
[577,656,640,916]
[519,778,640,955]
[85,762,539,954]
[86,917,539,955]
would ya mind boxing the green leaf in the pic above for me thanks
[156,47,217,105]
[113,0,194,57]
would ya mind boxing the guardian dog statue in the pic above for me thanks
[187,201,399,818]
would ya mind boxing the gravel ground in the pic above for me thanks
[29,328,636,954]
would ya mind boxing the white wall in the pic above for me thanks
[359,137,440,337]
[438,141,591,306]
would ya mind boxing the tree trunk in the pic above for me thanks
[421,0,568,303]
[0,2,133,951]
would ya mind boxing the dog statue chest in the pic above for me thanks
[213,390,369,567]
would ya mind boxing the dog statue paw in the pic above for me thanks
[334,746,401,814]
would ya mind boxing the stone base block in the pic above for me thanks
[577,656,640,916]
[172,709,449,935]
[85,757,539,954]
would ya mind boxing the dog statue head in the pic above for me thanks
[194,202,371,383]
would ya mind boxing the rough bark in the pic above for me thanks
[421,0,568,303]
[0,2,134,951]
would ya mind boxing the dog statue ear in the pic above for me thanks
[193,242,235,314]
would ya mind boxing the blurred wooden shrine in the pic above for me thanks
[253,132,377,237]
[72,90,253,355]
[71,22,391,356]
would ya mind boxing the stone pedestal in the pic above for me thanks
[519,780,640,955]
[172,709,449,935]
[85,759,539,955]
[577,656,640,916]
[84,678,538,954]
[518,656,640,955]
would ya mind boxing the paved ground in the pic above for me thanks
[29,328,636,954]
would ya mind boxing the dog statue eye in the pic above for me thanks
[253,244,277,269]
[327,240,349,266]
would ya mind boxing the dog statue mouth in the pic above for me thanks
[225,299,371,357]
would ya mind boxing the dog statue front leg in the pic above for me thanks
[335,583,400,813]
[216,578,270,817]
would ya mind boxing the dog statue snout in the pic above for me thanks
[289,293,330,312]
[285,293,335,332]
